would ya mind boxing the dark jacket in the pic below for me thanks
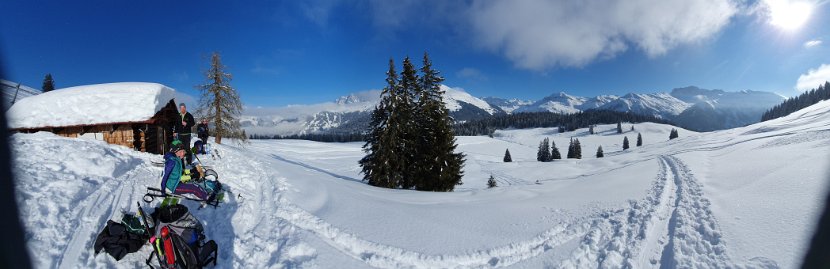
[173,112,195,134]
[196,123,209,140]
[94,220,146,261]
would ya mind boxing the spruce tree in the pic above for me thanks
[503,149,512,162]
[544,138,552,161]
[42,74,55,92]
[669,128,679,140]
[398,57,419,189]
[537,138,552,162]
[551,140,561,160]
[596,146,604,158]
[623,136,629,150]
[360,59,398,188]
[617,122,623,133]
[636,133,642,147]
[567,138,577,159]
[416,53,464,191]
[196,52,245,144]
[487,175,497,188]
[574,138,582,159]
[589,125,594,134]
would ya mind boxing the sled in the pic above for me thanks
[143,185,227,209]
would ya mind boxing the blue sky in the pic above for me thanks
[1,0,829,107]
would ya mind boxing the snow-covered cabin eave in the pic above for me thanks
[7,82,181,154]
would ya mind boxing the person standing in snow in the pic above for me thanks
[161,142,208,200]
[173,103,195,164]
[192,118,210,155]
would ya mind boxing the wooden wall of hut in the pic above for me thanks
[12,99,180,155]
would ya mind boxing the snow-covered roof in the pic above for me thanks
[7,82,177,129]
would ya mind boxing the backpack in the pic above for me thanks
[141,204,218,269]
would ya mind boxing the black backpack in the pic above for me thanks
[140,203,218,269]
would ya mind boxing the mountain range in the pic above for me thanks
[241,85,785,136]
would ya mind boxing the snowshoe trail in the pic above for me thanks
[657,155,738,268]
[559,155,776,268]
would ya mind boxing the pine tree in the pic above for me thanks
[361,59,400,188]
[397,56,420,189]
[487,175,497,188]
[669,128,679,140]
[196,52,245,144]
[566,138,573,159]
[42,74,55,92]
[623,136,630,150]
[568,138,582,159]
[503,149,512,162]
[636,133,642,147]
[537,138,552,162]
[551,140,561,160]
[617,122,623,133]
[415,53,464,191]
[596,146,604,158]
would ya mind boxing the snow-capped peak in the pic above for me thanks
[442,85,498,115]
[335,94,362,105]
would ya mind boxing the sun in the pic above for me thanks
[766,0,815,31]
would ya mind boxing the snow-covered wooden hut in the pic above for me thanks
[7,82,180,154]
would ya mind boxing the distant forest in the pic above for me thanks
[249,132,364,143]
[761,81,830,122]
[250,109,673,142]
[454,110,672,136]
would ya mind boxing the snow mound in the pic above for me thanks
[7,82,177,129]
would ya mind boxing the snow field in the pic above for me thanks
[11,100,830,268]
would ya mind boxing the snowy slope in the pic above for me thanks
[1,79,41,109]
[442,85,499,114]
[671,87,786,131]
[12,100,830,268]
[6,82,176,129]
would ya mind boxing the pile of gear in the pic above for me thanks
[95,203,218,268]
[93,104,234,267]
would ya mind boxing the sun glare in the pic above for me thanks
[766,0,814,31]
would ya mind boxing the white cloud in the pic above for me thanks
[456,67,488,81]
[299,0,341,27]
[297,0,742,71]
[796,64,830,91]
[466,0,740,70]
[804,39,822,48]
